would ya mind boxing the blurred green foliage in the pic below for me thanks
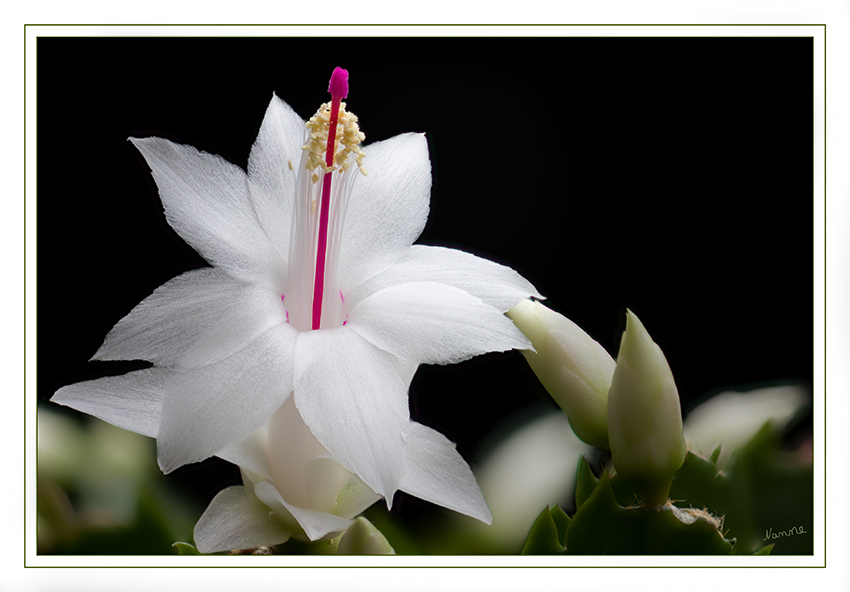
[37,407,202,554]
[37,398,812,556]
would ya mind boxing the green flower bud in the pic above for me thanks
[506,300,615,450]
[336,517,395,555]
[607,310,686,507]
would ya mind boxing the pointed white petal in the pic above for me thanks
[266,393,338,509]
[247,95,306,262]
[254,481,352,542]
[93,268,286,369]
[193,485,293,554]
[348,282,532,365]
[263,394,381,517]
[265,393,382,517]
[398,357,420,386]
[130,137,284,291]
[51,368,168,438]
[338,133,431,291]
[217,426,272,480]
[157,323,297,472]
[348,245,542,312]
[293,328,409,501]
[400,422,492,524]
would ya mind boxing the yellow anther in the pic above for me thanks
[302,101,367,182]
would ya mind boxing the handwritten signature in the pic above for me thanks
[764,526,808,541]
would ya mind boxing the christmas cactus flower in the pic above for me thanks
[52,67,539,525]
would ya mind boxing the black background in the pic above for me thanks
[37,36,814,511]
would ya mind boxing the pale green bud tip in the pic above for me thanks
[608,310,686,506]
[336,517,395,555]
[505,299,546,349]
[506,299,615,451]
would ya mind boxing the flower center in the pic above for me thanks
[283,67,366,332]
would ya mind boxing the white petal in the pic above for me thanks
[247,95,306,262]
[130,137,284,291]
[193,485,293,553]
[347,245,542,312]
[313,460,382,520]
[294,328,409,501]
[217,427,272,480]
[265,396,382,518]
[51,368,168,438]
[93,268,286,369]
[398,357,420,386]
[254,481,351,542]
[301,457,351,513]
[400,422,492,524]
[266,393,340,509]
[338,133,432,291]
[348,282,532,365]
[157,323,297,472]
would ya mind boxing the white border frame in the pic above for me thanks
[18,20,835,592]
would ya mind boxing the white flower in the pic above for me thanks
[52,68,538,528]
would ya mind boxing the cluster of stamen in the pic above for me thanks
[303,102,367,183]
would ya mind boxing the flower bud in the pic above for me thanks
[607,310,686,506]
[507,300,615,450]
[336,517,395,555]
